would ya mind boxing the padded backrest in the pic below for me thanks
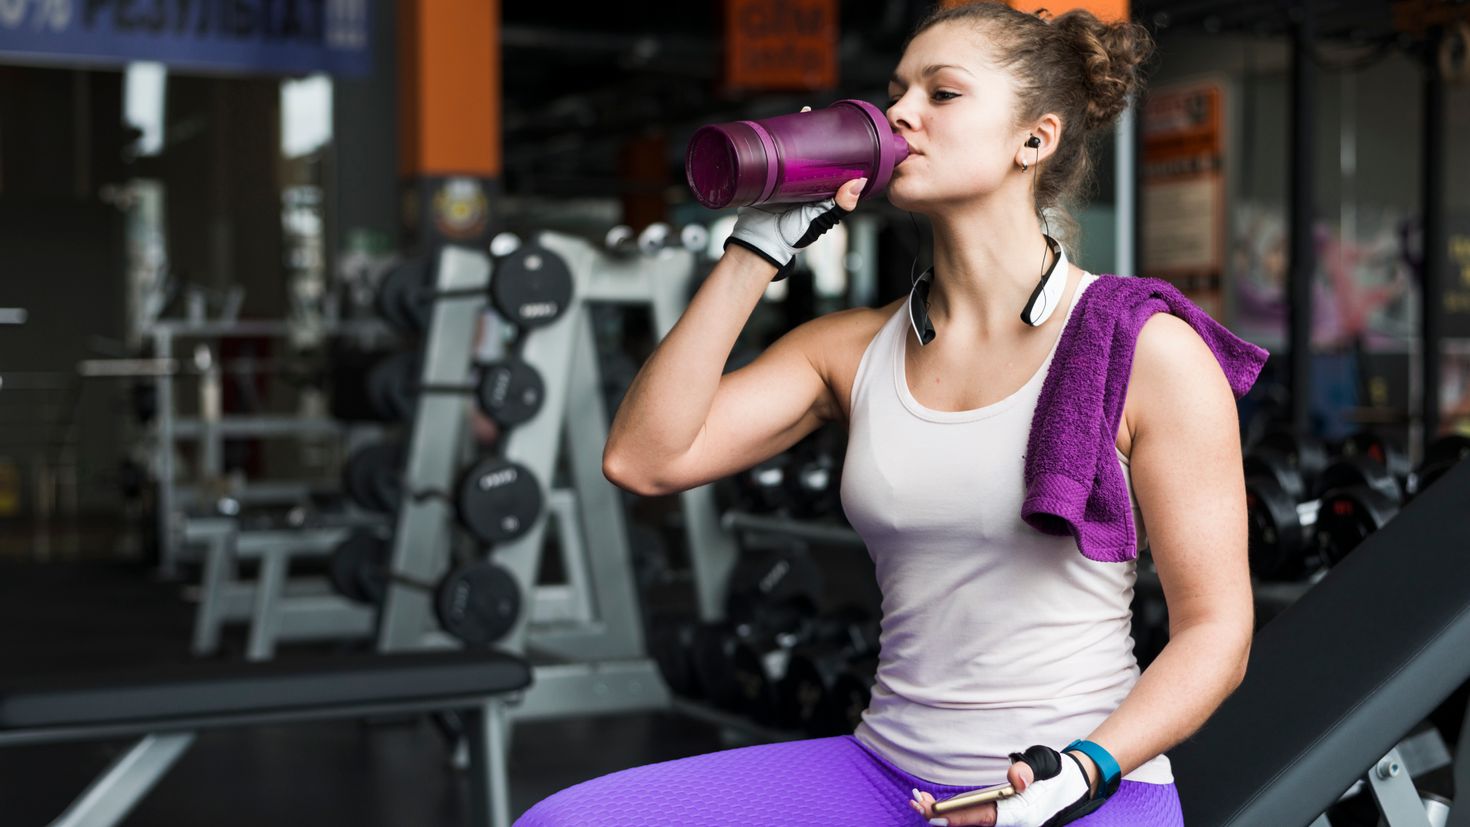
[1170,459,1470,827]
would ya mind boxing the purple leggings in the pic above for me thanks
[515,735,1183,826]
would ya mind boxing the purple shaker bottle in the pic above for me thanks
[685,99,909,210]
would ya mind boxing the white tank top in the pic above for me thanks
[842,272,1173,786]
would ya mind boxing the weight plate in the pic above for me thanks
[1245,476,1307,581]
[1316,487,1399,567]
[455,458,543,545]
[490,244,573,328]
[474,358,545,427]
[1319,455,1402,503]
[376,257,431,333]
[329,530,390,604]
[1244,447,1307,504]
[1258,429,1329,491]
[435,561,521,646]
[365,351,420,422]
[342,441,405,513]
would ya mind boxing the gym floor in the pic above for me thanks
[0,536,737,825]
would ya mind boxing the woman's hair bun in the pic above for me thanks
[1052,10,1154,131]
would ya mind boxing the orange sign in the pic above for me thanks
[939,0,1129,22]
[725,0,838,92]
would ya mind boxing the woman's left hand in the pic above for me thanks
[907,745,1103,827]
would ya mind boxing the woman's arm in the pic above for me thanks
[1074,312,1255,788]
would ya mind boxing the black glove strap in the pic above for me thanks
[1007,745,1110,827]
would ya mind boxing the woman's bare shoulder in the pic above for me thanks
[790,297,905,422]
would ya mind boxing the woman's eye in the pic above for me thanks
[932,90,959,101]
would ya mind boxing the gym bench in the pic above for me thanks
[1171,458,1470,826]
[0,650,531,827]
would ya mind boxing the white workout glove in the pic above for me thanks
[992,745,1105,827]
[724,182,860,281]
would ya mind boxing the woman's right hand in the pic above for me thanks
[724,177,867,279]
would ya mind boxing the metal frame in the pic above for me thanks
[1306,722,1461,827]
[185,517,378,660]
[5,696,514,827]
[148,319,391,577]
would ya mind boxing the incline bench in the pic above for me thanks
[0,650,531,827]
[1171,458,1470,826]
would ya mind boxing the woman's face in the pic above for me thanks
[885,22,1027,212]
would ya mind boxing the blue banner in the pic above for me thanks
[0,0,371,76]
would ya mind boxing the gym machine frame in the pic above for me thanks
[147,318,391,577]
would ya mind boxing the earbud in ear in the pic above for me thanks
[1025,136,1041,148]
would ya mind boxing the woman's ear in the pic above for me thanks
[1015,114,1063,168]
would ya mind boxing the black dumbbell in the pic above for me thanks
[1337,431,1412,496]
[728,598,826,724]
[344,449,543,546]
[364,350,421,422]
[452,457,545,546]
[774,606,881,732]
[1246,453,1401,579]
[327,532,521,647]
[365,348,545,429]
[328,528,392,604]
[375,242,573,334]
[724,541,824,626]
[342,440,407,513]
[784,448,842,521]
[375,256,434,333]
[817,653,879,737]
[732,455,790,515]
[1245,428,1331,502]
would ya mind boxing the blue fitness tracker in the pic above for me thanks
[1064,739,1122,800]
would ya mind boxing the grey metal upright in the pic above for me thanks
[377,247,493,651]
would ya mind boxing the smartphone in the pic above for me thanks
[930,784,1018,816]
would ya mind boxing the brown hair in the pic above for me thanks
[908,2,1154,245]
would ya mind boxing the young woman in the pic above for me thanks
[518,3,1260,825]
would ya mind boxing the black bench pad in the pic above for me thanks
[0,650,531,731]
[1170,459,1470,827]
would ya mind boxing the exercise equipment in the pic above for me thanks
[367,352,547,428]
[328,528,392,605]
[435,561,523,647]
[488,241,573,328]
[375,241,570,334]
[1169,459,1470,827]
[1245,453,1401,580]
[341,440,405,513]
[724,541,823,625]
[731,455,790,514]
[819,653,880,737]
[365,350,420,422]
[773,606,881,733]
[0,651,530,827]
[454,457,544,546]
[329,531,522,646]
[728,599,823,723]
[375,256,434,333]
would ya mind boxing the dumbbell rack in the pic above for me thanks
[375,233,740,724]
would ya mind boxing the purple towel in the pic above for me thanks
[1022,275,1270,562]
